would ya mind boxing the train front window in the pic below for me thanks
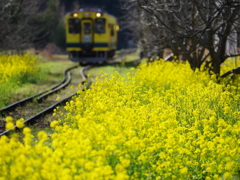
[68,19,80,34]
[84,23,91,34]
[95,19,105,34]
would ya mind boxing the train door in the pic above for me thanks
[81,19,93,48]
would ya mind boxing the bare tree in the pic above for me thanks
[123,0,240,76]
[121,0,164,58]
[0,0,60,52]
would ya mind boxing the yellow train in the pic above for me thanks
[65,8,119,65]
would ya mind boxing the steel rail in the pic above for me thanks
[80,65,92,79]
[37,72,72,103]
[0,65,78,115]
[115,48,137,57]
[0,66,92,136]
[0,94,75,136]
[0,54,139,136]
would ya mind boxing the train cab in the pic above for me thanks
[65,8,119,65]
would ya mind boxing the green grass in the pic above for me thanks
[88,50,140,79]
[88,64,134,79]
[0,54,78,108]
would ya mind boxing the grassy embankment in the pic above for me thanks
[0,53,74,108]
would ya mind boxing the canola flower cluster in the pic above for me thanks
[5,116,25,130]
[0,53,38,83]
[1,60,240,180]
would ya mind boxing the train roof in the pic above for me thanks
[69,8,116,18]
[79,8,107,13]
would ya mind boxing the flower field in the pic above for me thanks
[0,53,39,84]
[1,60,240,179]
[0,53,40,107]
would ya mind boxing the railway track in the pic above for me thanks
[107,48,137,63]
[0,49,140,136]
[0,65,92,136]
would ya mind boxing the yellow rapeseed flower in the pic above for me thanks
[16,118,24,128]
[5,116,13,122]
[5,122,15,130]
[23,127,31,134]
[223,172,232,179]
[179,167,188,175]
[50,120,58,128]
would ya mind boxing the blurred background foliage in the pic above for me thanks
[0,0,128,53]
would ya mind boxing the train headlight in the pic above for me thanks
[96,13,101,17]
[115,25,120,31]
[73,13,78,17]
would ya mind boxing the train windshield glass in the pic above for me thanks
[68,19,80,34]
[84,23,91,34]
[95,19,105,34]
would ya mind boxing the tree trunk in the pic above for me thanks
[212,57,221,76]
